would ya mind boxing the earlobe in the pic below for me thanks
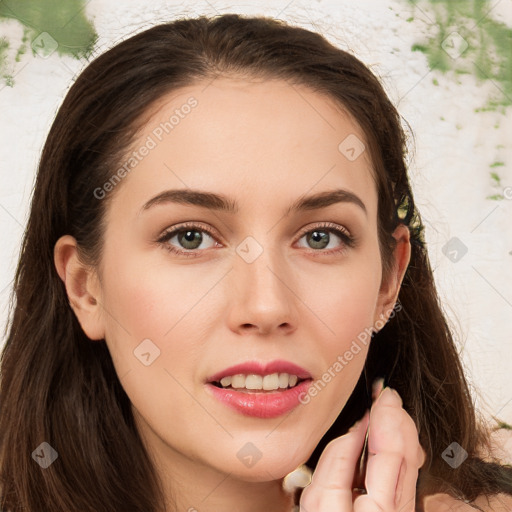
[54,235,105,341]
[374,224,411,325]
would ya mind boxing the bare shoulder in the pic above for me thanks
[423,493,512,512]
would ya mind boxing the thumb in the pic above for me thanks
[300,411,370,511]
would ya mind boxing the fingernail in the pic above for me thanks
[378,386,403,407]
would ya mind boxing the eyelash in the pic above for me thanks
[156,221,356,258]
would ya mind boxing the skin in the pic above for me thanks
[423,490,512,512]
[54,77,426,511]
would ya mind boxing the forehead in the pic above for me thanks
[106,77,378,219]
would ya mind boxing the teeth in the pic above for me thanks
[263,374,279,390]
[279,373,289,388]
[218,373,301,390]
[245,374,263,389]
[231,374,245,388]
[220,376,232,387]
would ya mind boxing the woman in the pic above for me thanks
[0,13,511,512]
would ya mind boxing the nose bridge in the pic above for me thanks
[229,233,298,333]
[236,234,289,302]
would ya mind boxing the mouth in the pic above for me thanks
[210,373,310,393]
[204,361,314,418]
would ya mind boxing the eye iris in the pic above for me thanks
[178,230,202,250]
[308,230,329,249]
[171,228,339,251]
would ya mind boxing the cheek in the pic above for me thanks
[99,248,225,380]
[321,278,379,333]
[101,249,210,339]
[98,251,178,380]
[298,252,382,347]
[104,268,168,342]
[293,247,382,417]
[98,255,209,424]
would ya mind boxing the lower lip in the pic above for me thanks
[205,380,312,418]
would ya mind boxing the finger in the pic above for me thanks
[362,388,422,511]
[364,452,405,505]
[388,408,425,510]
[300,410,370,511]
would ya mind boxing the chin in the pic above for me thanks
[217,446,311,483]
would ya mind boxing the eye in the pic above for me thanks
[156,221,356,258]
[157,223,219,257]
[296,222,355,254]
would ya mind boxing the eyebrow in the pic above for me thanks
[140,188,367,216]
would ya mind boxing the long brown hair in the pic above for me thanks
[1,13,511,511]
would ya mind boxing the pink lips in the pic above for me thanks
[204,360,313,419]
[206,360,312,383]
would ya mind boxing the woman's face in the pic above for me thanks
[80,77,407,482]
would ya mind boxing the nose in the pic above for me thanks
[227,241,299,337]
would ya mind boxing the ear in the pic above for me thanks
[54,235,105,341]
[373,224,411,326]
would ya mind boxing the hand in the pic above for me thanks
[299,381,426,511]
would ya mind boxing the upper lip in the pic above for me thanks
[206,360,313,383]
